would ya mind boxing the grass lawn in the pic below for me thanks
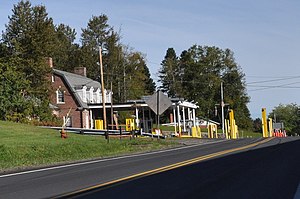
[0,121,179,172]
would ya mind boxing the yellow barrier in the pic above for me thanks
[262,108,268,137]
[208,124,217,138]
[95,119,103,130]
[192,126,202,138]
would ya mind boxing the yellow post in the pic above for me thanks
[227,119,231,139]
[197,126,202,138]
[224,119,229,139]
[229,109,236,139]
[213,124,218,138]
[232,119,237,139]
[177,122,182,137]
[262,108,268,137]
[192,126,201,138]
[268,118,273,137]
[208,125,212,138]
[235,123,239,139]
[95,120,103,130]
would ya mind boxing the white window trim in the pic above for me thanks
[56,88,65,104]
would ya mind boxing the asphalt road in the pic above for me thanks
[1,137,299,199]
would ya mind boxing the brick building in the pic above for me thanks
[48,58,111,128]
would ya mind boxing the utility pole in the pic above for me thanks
[110,81,114,130]
[221,82,225,137]
[156,89,160,129]
[99,46,107,129]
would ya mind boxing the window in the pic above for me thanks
[57,89,65,104]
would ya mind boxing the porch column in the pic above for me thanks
[135,105,139,129]
[90,109,93,129]
[173,106,177,134]
[177,105,181,133]
[182,107,186,132]
[188,108,191,120]
[192,108,196,127]
[82,109,89,129]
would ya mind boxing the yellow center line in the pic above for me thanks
[57,137,274,197]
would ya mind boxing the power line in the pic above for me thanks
[247,76,300,84]
[247,75,300,78]
[248,81,300,92]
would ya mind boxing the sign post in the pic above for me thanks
[145,90,172,134]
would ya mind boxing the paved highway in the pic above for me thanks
[0,137,299,199]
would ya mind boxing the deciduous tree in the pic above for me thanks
[159,45,252,129]
[269,103,300,136]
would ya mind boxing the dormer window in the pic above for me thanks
[56,88,65,104]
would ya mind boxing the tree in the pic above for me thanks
[125,52,155,100]
[1,0,56,122]
[2,0,57,60]
[80,14,113,80]
[159,45,252,129]
[143,63,156,95]
[253,118,262,133]
[80,15,156,102]
[52,24,81,72]
[269,103,300,136]
[0,58,30,121]
[159,48,181,97]
[221,57,252,129]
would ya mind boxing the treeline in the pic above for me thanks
[0,1,155,123]
[159,47,252,129]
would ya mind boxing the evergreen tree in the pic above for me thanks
[53,24,80,72]
[2,0,57,60]
[80,14,112,80]
[143,63,156,95]
[159,48,181,97]
[1,0,55,121]
[125,52,154,100]
[80,15,156,102]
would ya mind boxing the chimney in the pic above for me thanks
[74,67,87,77]
[46,57,53,68]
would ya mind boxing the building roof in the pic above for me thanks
[53,69,101,90]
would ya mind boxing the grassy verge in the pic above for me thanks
[239,130,262,138]
[0,121,179,172]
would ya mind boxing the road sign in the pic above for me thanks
[145,90,172,115]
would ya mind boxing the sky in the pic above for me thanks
[1,0,300,119]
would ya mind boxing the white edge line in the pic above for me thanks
[0,139,229,178]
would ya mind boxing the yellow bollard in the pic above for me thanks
[262,108,269,137]
[95,119,103,130]
[229,109,237,139]
[192,126,202,138]
[268,118,273,137]
[197,126,202,138]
